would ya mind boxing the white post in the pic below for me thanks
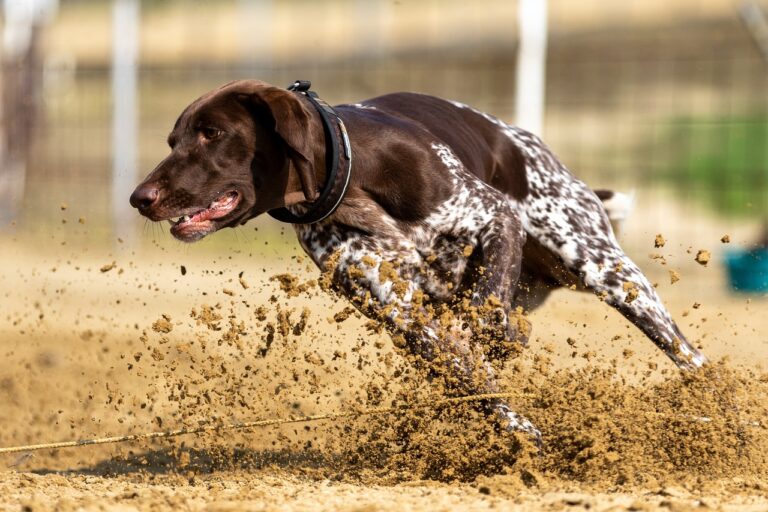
[111,0,139,244]
[740,1,768,64]
[0,0,58,227]
[356,0,385,57]
[238,0,272,70]
[515,0,548,136]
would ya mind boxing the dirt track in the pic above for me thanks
[1,201,767,511]
[5,470,768,511]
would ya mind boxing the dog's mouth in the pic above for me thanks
[168,191,241,242]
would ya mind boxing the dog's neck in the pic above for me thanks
[271,89,352,225]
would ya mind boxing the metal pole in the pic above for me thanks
[238,0,272,71]
[515,0,548,136]
[740,1,768,64]
[0,0,58,227]
[111,0,139,245]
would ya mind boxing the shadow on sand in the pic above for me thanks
[31,446,351,479]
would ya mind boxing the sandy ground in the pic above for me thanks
[5,471,768,512]
[0,198,767,511]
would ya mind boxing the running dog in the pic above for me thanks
[130,80,707,443]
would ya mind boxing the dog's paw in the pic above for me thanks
[495,403,543,450]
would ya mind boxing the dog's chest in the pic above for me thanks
[294,217,473,303]
[293,146,509,301]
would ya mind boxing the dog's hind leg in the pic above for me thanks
[508,128,707,370]
[512,190,634,314]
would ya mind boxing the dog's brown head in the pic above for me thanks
[129,80,322,242]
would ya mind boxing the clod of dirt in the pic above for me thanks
[100,261,117,273]
[669,270,680,284]
[721,234,730,244]
[695,250,711,266]
[254,306,267,321]
[622,282,638,303]
[271,273,316,297]
[191,305,222,330]
[151,315,173,334]
[333,307,357,323]
[293,308,310,336]
[654,234,665,248]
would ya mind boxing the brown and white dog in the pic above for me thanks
[130,80,707,443]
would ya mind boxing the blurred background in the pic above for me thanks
[0,0,768,252]
[2,0,767,244]
[0,0,767,287]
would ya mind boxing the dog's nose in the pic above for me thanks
[129,185,159,211]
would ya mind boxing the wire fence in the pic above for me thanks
[2,1,767,250]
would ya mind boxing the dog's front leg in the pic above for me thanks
[463,208,532,358]
[329,244,541,445]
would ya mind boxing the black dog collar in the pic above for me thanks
[268,80,352,224]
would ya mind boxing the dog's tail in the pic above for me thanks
[594,189,635,238]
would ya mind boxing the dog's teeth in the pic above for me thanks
[167,216,188,225]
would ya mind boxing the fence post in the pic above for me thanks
[0,0,57,228]
[515,0,548,136]
[238,0,272,71]
[111,0,139,245]
[740,1,768,64]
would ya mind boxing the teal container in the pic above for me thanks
[724,248,768,293]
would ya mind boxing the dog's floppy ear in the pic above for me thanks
[226,80,319,203]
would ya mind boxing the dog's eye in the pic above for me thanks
[200,127,222,141]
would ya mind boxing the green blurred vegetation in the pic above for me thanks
[660,115,768,218]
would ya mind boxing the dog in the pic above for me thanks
[130,80,707,443]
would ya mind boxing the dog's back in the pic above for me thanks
[340,92,630,230]
[338,91,705,370]
[341,93,530,200]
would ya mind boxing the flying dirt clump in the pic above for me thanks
[695,250,711,266]
[100,261,117,273]
[270,273,317,297]
[152,315,173,334]
[622,282,638,303]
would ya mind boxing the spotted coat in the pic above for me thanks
[290,93,707,440]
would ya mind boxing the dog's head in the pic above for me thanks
[129,80,322,242]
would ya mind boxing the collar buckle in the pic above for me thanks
[287,80,312,93]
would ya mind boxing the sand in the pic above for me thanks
[1,208,767,511]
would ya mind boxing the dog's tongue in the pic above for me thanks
[191,192,238,223]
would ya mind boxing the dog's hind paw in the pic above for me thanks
[495,403,543,450]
